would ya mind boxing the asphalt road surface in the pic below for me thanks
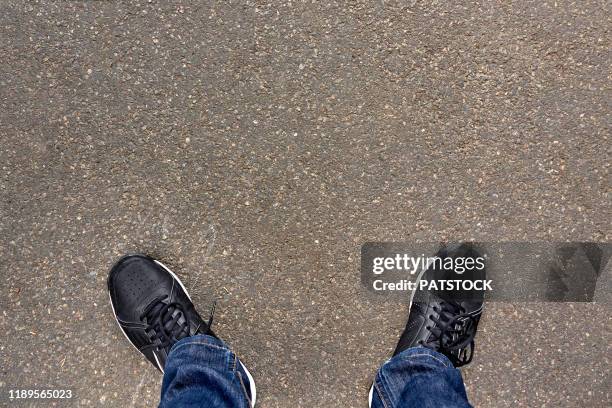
[1,1,610,407]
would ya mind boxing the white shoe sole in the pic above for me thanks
[109,256,257,407]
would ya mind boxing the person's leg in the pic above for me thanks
[107,254,256,408]
[160,334,255,408]
[370,243,485,408]
[370,348,470,408]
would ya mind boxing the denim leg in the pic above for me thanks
[371,347,472,408]
[159,335,254,408]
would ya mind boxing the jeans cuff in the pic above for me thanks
[390,346,454,369]
[168,334,229,357]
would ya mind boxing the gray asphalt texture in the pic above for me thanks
[1,1,610,407]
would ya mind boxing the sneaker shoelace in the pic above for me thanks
[419,301,479,367]
[140,295,215,353]
[140,295,192,352]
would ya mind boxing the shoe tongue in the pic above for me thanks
[147,302,189,339]
[165,308,188,338]
[146,301,166,321]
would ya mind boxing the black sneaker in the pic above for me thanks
[393,243,485,367]
[107,254,215,372]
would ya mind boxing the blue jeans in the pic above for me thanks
[160,335,255,408]
[370,347,471,408]
[160,335,471,407]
